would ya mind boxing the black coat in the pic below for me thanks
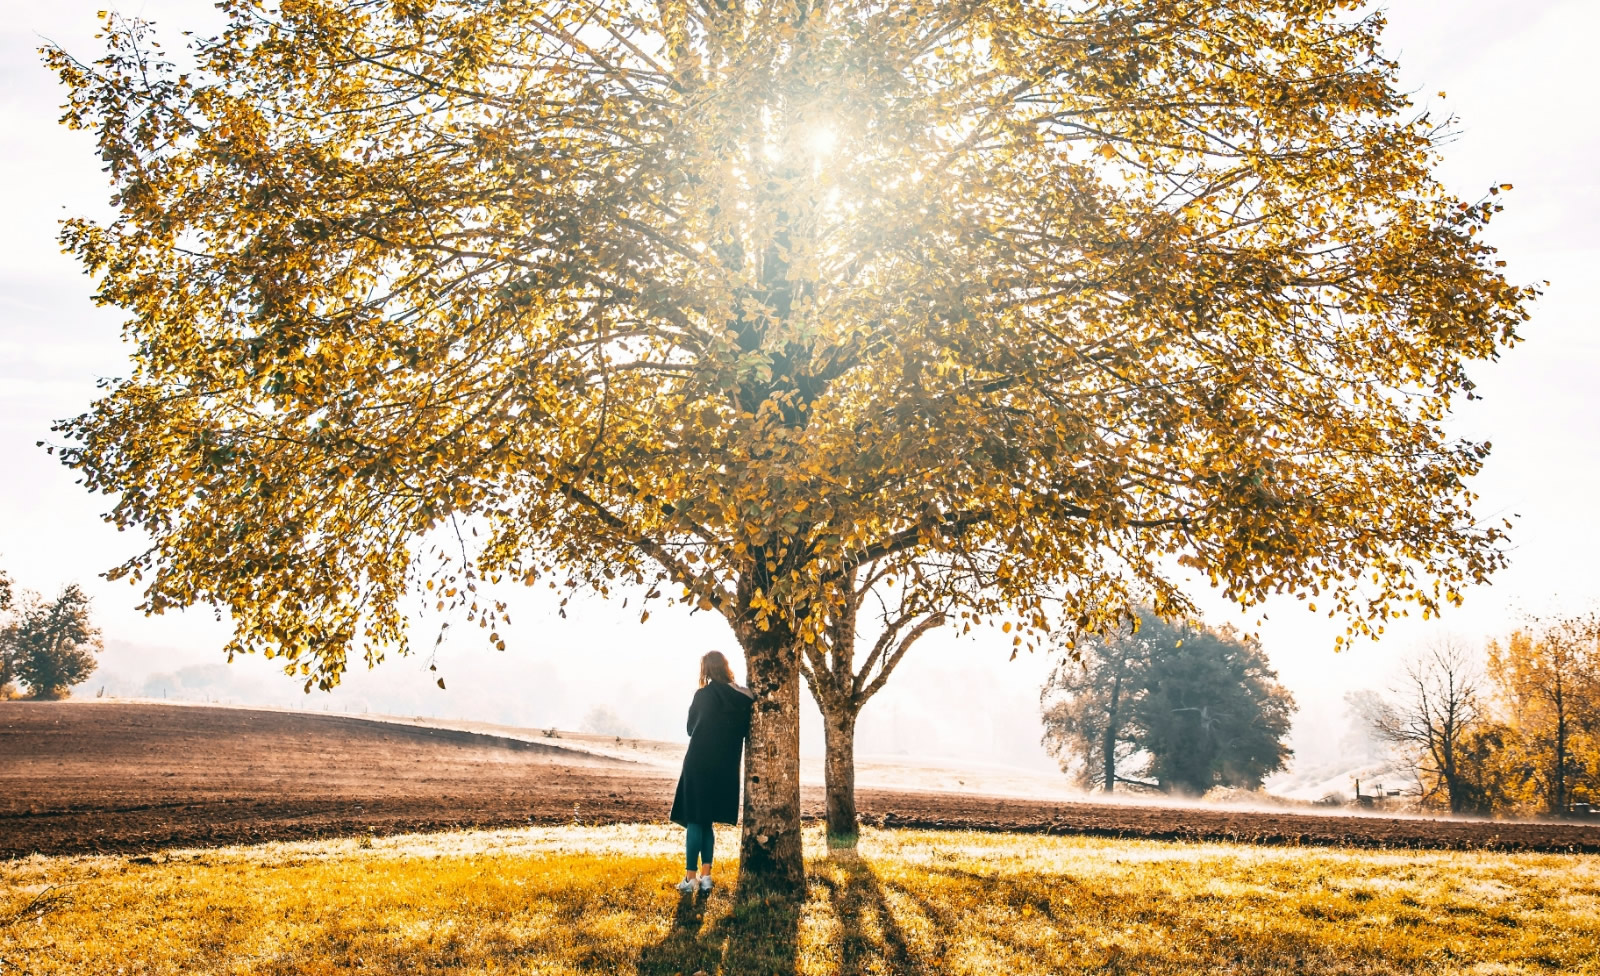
[670,680,753,826]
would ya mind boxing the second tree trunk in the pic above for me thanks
[822,709,859,845]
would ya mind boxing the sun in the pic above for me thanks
[805,125,838,156]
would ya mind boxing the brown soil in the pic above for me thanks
[4,702,1598,859]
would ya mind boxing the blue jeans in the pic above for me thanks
[685,822,714,872]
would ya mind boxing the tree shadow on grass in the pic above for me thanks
[884,864,1436,975]
[896,863,1209,972]
[812,850,940,976]
[635,884,801,976]
[633,889,715,974]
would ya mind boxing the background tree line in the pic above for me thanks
[0,566,102,700]
[1362,618,1600,816]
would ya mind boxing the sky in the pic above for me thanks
[1,0,1596,784]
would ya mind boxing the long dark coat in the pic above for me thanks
[669,680,753,826]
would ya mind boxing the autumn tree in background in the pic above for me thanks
[48,0,1532,892]
[1486,620,1600,814]
[1355,621,1600,817]
[0,585,102,700]
[1041,612,1294,795]
[1369,640,1488,814]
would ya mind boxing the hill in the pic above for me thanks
[3,701,1599,859]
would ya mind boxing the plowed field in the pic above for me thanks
[4,701,1598,858]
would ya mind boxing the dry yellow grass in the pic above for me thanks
[3,824,1598,975]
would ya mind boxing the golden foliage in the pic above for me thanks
[1485,618,1600,814]
[3,825,1598,974]
[44,0,1534,688]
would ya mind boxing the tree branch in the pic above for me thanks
[858,611,946,704]
[555,481,734,617]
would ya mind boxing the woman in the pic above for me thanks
[669,650,753,894]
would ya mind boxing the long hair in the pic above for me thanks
[699,650,736,688]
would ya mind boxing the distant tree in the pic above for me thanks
[1452,720,1515,815]
[1,585,103,700]
[1341,689,1396,764]
[1040,616,1158,792]
[1136,623,1296,795]
[47,0,1533,893]
[579,705,635,739]
[1574,619,1600,808]
[0,566,14,698]
[1370,640,1486,814]
[1042,613,1294,795]
[1486,619,1600,814]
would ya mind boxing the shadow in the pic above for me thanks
[634,889,715,975]
[720,887,802,976]
[674,889,711,935]
[635,883,801,976]
[814,851,935,976]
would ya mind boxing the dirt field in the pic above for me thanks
[4,701,1598,859]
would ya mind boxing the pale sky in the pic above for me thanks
[1,1,1596,782]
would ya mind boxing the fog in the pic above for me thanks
[5,0,1599,798]
[85,585,1068,775]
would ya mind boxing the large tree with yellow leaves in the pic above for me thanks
[48,0,1531,892]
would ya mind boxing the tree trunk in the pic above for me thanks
[738,621,805,898]
[823,708,859,845]
[1102,672,1122,792]
[1439,731,1464,814]
[1554,701,1568,815]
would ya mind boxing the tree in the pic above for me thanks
[1341,689,1396,764]
[801,558,948,843]
[1041,613,1294,795]
[1370,639,1485,813]
[1135,622,1295,794]
[1486,620,1600,814]
[580,705,635,738]
[1040,616,1155,791]
[1,585,103,700]
[1452,720,1514,816]
[47,0,1531,893]
[0,566,14,697]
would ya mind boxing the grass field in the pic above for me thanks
[4,824,1598,975]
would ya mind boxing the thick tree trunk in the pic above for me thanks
[823,709,859,845]
[1441,730,1469,814]
[738,621,805,897]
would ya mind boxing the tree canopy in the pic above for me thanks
[1041,611,1294,794]
[48,0,1531,890]
[1485,620,1600,814]
[1134,618,1294,793]
[1,584,102,701]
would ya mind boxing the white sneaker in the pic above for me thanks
[675,879,698,894]
[699,875,714,892]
